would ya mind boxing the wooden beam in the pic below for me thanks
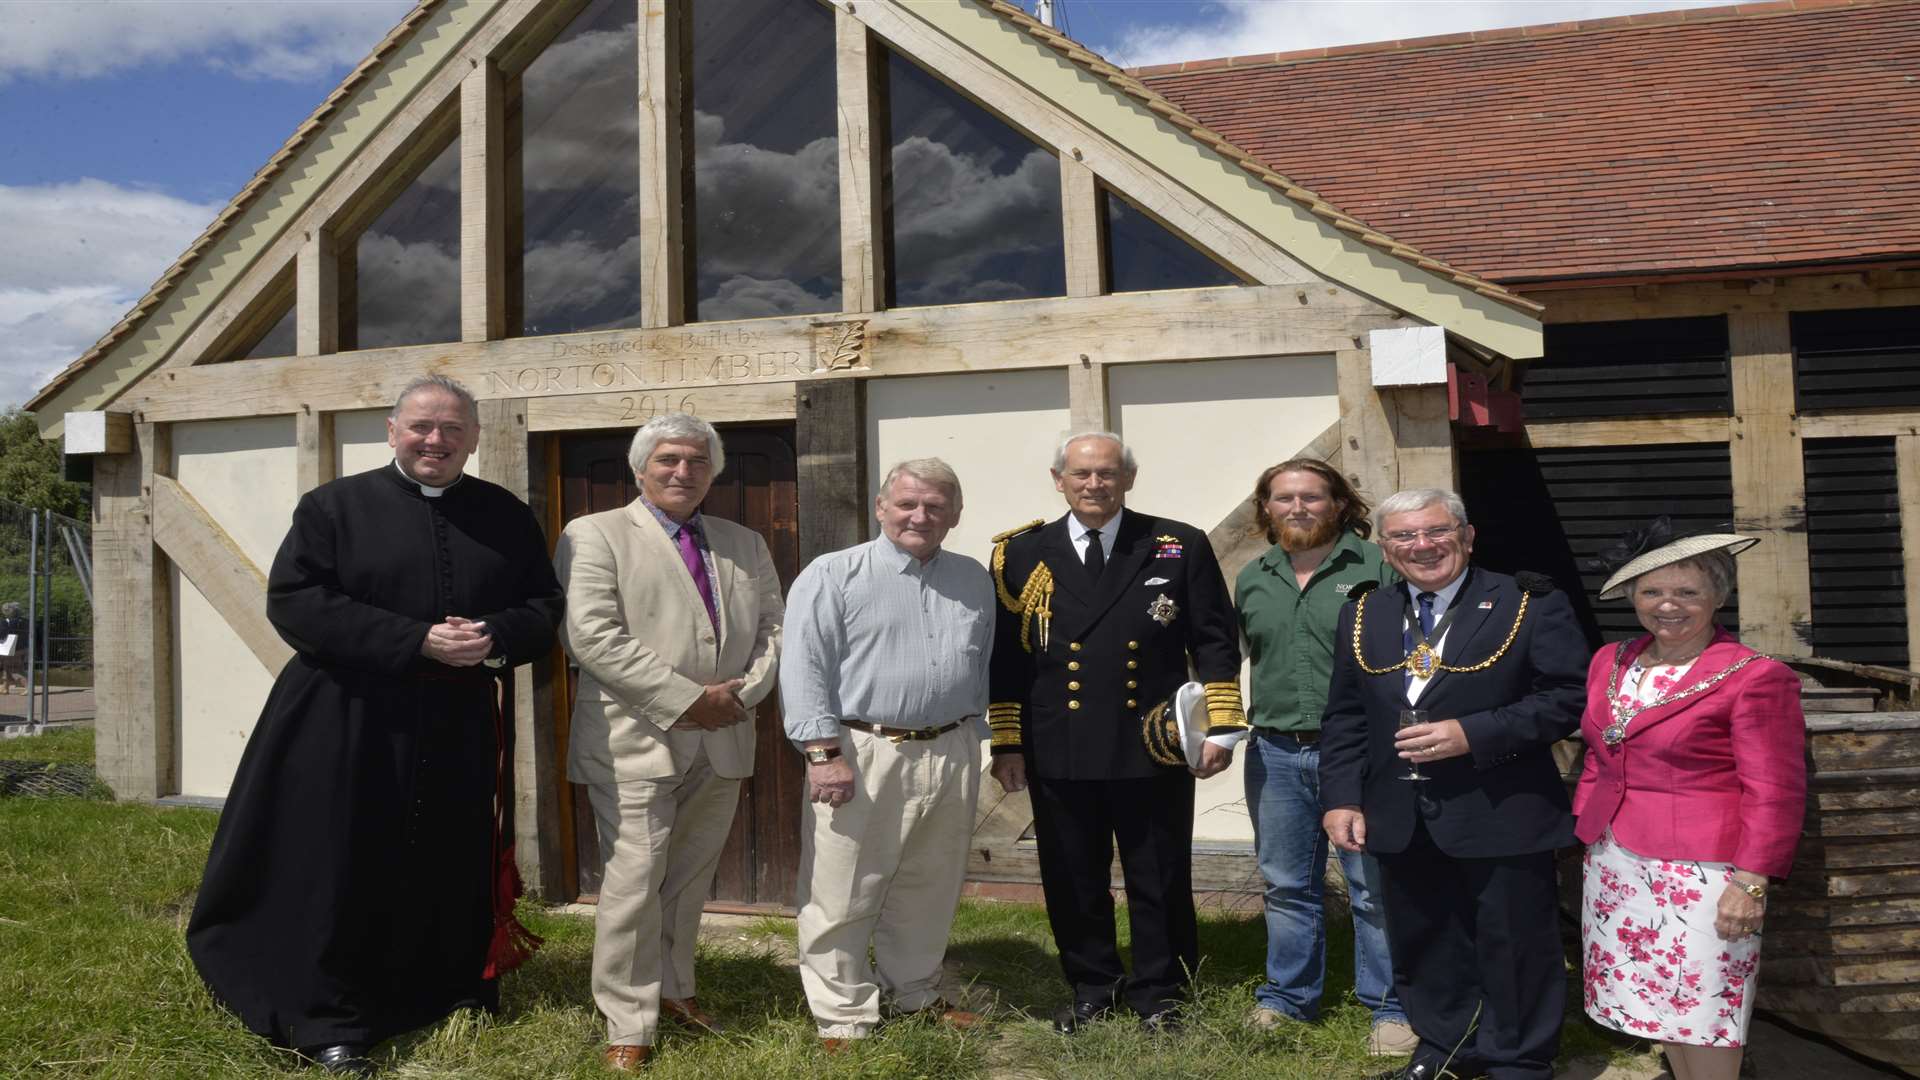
[92,425,175,799]
[63,410,134,456]
[1061,154,1103,298]
[1797,413,1920,441]
[150,474,293,677]
[1727,311,1812,655]
[1337,346,1396,505]
[475,397,530,499]
[1066,356,1107,433]
[461,60,506,343]
[1901,436,1920,673]
[835,9,885,314]
[130,284,1405,423]
[638,0,684,329]
[525,383,796,432]
[1525,416,1733,449]
[295,408,337,495]
[796,379,866,564]
[1386,385,1456,492]
[296,230,339,357]
[1533,270,1920,324]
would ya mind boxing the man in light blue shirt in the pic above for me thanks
[782,458,993,1049]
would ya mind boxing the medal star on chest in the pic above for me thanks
[1147,593,1179,626]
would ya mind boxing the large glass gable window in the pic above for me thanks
[517,0,643,337]
[1103,189,1241,294]
[883,50,1064,308]
[689,0,839,321]
[348,136,461,350]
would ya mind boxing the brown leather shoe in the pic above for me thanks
[819,1037,855,1054]
[660,996,724,1035]
[910,1000,983,1031]
[603,1044,651,1071]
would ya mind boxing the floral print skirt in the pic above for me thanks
[1581,829,1760,1047]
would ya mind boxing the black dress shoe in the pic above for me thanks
[1137,1005,1183,1035]
[308,1044,376,1077]
[1361,1064,1484,1080]
[1051,1000,1114,1035]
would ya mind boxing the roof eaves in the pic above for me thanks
[971,0,1544,316]
[25,1,447,414]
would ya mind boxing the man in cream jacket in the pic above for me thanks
[556,413,783,1073]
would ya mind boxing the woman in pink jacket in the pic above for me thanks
[1574,522,1806,1080]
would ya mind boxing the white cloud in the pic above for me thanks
[1105,0,1743,68]
[0,180,222,410]
[0,0,415,83]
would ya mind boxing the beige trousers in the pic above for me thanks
[586,744,740,1045]
[796,725,981,1038]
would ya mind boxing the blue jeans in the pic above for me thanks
[1246,731,1404,1024]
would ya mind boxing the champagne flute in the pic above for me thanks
[1399,708,1430,781]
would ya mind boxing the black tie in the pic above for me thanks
[1083,530,1106,582]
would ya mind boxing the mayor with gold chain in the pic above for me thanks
[1319,488,1587,1080]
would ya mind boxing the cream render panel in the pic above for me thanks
[865,370,1072,568]
[1107,354,1341,844]
[170,417,297,797]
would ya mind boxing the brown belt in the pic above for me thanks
[842,717,972,743]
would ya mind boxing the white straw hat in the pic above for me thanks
[1598,533,1759,600]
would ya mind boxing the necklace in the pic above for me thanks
[1349,589,1529,677]
[1599,642,1764,747]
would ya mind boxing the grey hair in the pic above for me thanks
[1372,488,1471,533]
[1051,431,1137,475]
[627,413,726,477]
[390,374,479,424]
[1,602,18,617]
[1632,550,1737,607]
[879,458,963,509]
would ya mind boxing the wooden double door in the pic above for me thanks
[556,423,804,911]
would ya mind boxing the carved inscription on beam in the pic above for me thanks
[150,475,294,677]
[130,286,1407,423]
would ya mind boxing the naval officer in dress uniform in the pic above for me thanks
[987,431,1247,1034]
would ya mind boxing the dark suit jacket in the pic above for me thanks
[1319,569,1586,858]
[989,510,1242,781]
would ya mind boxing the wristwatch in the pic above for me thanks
[804,746,842,765]
[1733,878,1767,901]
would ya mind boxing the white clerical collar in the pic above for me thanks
[393,459,460,498]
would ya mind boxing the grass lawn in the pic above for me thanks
[0,724,96,765]
[0,743,1654,1078]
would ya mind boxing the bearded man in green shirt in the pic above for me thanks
[1236,458,1413,1057]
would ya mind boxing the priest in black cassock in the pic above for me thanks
[187,375,564,1076]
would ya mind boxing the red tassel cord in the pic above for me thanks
[483,681,543,979]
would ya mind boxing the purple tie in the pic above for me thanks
[676,521,719,630]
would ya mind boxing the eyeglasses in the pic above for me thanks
[1381,525,1461,546]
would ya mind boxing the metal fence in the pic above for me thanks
[0,496,93,730]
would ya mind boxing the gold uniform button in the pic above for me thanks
[1127,660,1139,670]
[1127,680,1138,689]
[1067,681,1081,691]
[1126,699,1138,708]
[1067,661,1081,671]
[1068,700,1081,710]
[1070,642,1083,652]
[1127,640,1139,650]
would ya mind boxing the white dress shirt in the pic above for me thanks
[1068,511,1123,563]
[1404,570,1469,705]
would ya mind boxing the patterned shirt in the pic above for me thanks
[780,536,994,743]
[640,495,721,608]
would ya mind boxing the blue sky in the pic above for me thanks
[0,0,1736,412]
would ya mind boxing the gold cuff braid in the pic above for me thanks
[988,702,1024,748]
[1202,681,1248,729]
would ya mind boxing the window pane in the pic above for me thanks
[242,302,296,360]
[1104,189,1239,294]
[519,0,642,337]
[355,136,460,350]
[884,50,1063,308]
[689,0,839,321]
